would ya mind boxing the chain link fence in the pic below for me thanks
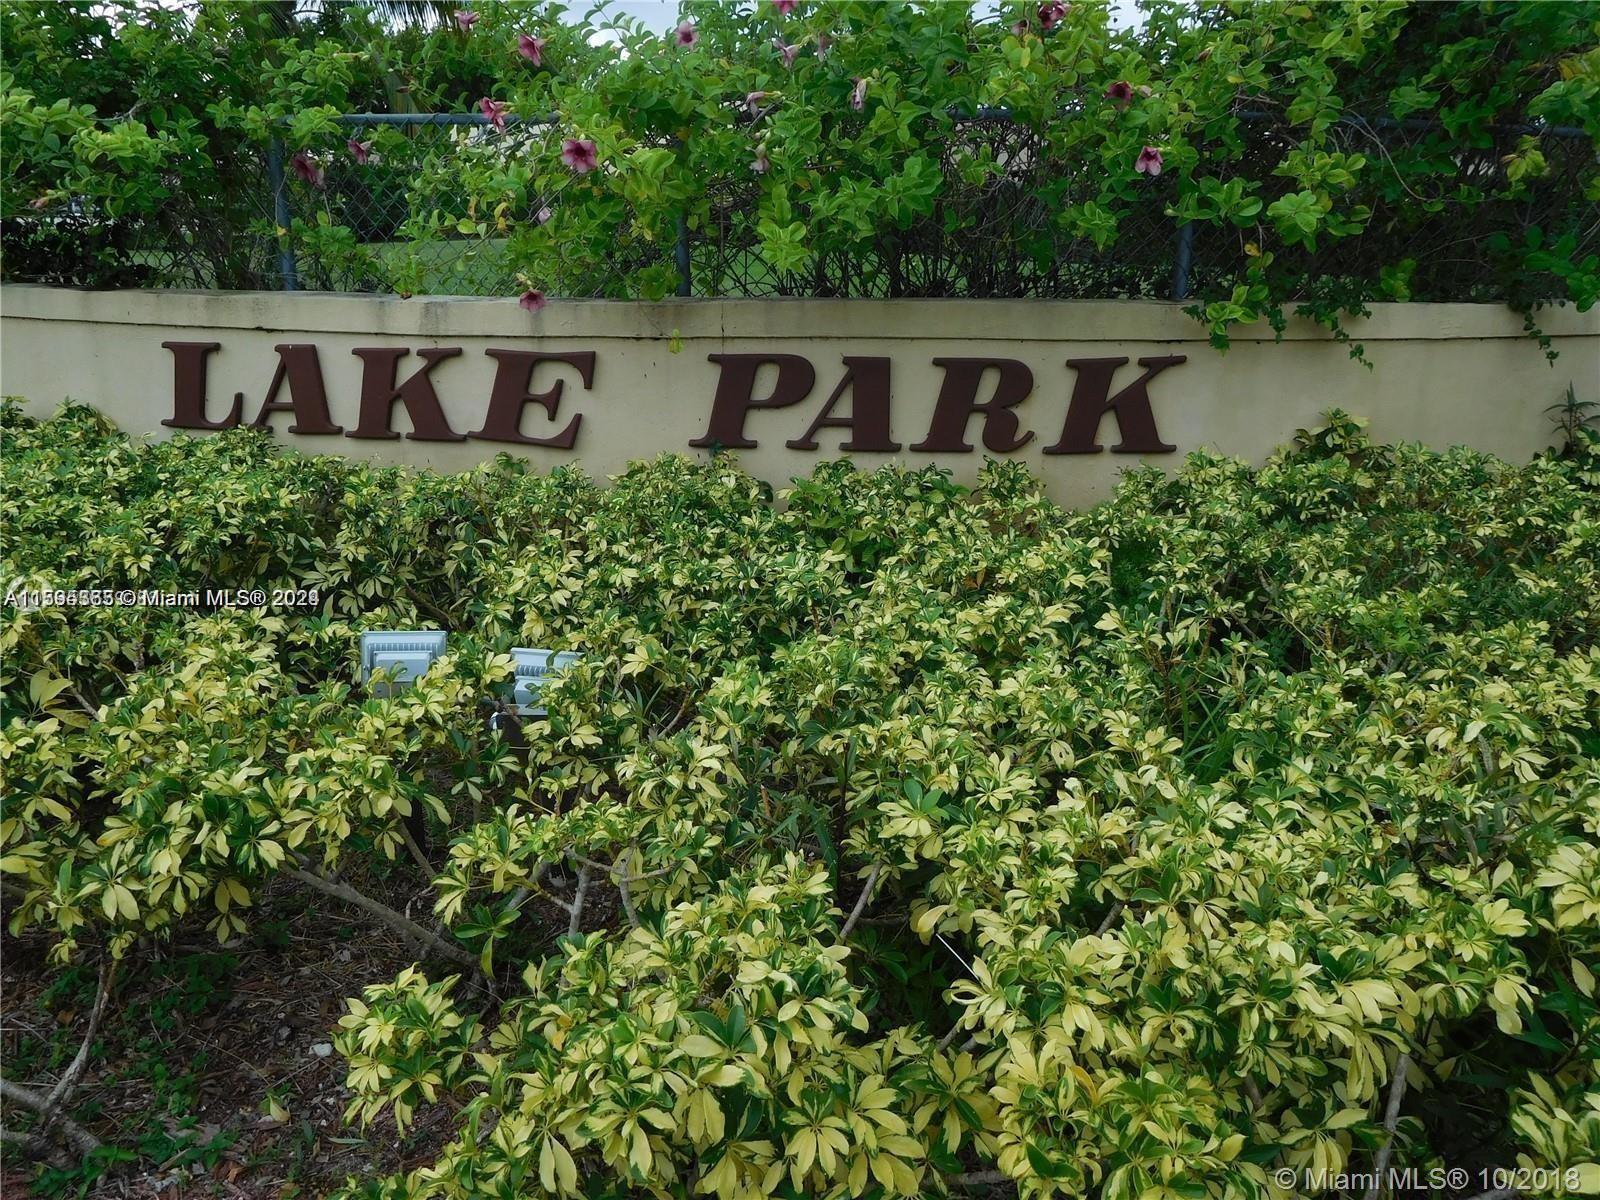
[1,146,283,291]
[1183,113,1598,306]
[277,115,529,296]
[3,110,1592,304]
[694,111,1194,300]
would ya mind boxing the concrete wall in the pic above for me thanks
[3,284,1595,507]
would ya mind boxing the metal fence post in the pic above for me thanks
[675,213,692,297]
[1171,221,1194,301]
[266,137,300,291]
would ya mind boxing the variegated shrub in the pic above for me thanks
[2,402,1597,1197]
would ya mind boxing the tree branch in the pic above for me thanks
[43,959,114,1120]
[398,821,435,878]
[567,864,592,937]
[0,962,115,1163]
[288,865,483,976]
[616,848,640,930]
[1363,1050,1412,1200]
[568,852,675,881]
[70,684,101,719]
[1094,901,1125,935]
[840,863,881,938]
[404,587,455,629]
[0,1126,73,1169]
[504,863,549,917]
[0,1078,102,1156]
[1243,1077,1264,1111]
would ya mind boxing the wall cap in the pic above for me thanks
[3,283,1595,343]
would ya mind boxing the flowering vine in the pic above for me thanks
[3,1,1593,347]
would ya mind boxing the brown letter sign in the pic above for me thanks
[787,357,899,452]
[161,338,1190,466]
[691,353,816,449]
[348,347,466,441]
[250,344,342,434]
[471,350,594,447]
[162,341,242,431]
[912,358,1035,453]
[1046,356,1186,454]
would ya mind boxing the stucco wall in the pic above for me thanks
[3,284,1595,507]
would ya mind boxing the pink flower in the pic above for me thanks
[455,9,478,32]
[745,90,769,117]
[816,33,831,59]
[773,0,796,13]
[562,138,598,173]
[1011,19,1030,35]
[674,20,698,47]
[517,33,546,64]
[28,195,50,211]
[1105,80,1133,108]
[1038,0,1068,28]
[519,289,547,313]
[850,77,868,111]
[1134,145,1164,176]
[535,205,553,224]
[480,97,508,131]
[773,38,799,69]
[289,151,324,189]
[347,138,373,164]
[753,146,771,174]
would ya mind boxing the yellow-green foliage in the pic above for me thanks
[2,402,1598,1197]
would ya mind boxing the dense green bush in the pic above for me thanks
[2,402,1598,1196]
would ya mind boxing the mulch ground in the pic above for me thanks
[1,867,619,1199]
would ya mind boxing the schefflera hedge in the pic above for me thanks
[2,403,1599,1199]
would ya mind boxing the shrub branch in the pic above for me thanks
[288,863,482,976]
[1363,1050,1412,1200]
